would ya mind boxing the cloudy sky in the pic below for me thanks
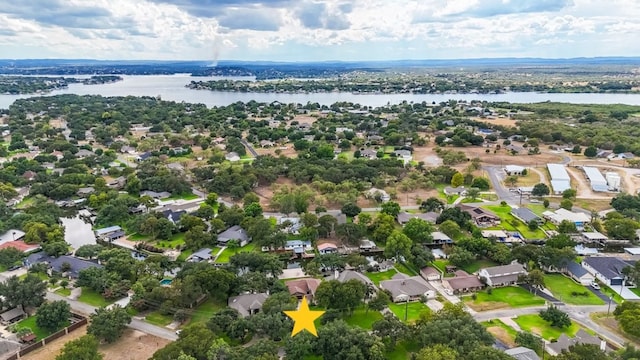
[1,0,639,61]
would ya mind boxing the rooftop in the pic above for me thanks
[480,263,526,277]
[583,257,634,280]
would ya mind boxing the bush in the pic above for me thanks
[487,287,493,295]
[471,293,477,300]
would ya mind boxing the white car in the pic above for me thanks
[590,283,600,290]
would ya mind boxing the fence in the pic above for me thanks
[5,314,88,360]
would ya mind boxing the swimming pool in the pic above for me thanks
[160,279,173,286]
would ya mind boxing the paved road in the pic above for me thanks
[483,166,518,203]
[46,292,178,341]
[240,139,258,158]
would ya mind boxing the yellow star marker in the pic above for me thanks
[284,297,325,337]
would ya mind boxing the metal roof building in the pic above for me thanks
[583,166,608,192]
[547,163,571,194]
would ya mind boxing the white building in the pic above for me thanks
[504,165,525,175]
[547,164,571,194]
[606,172,621,191]
[583,167,608,192]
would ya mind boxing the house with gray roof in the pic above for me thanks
[505,347,540,360]
[188,248,213,262]
[0,306,25,325]
[478,263,527,287]
[443,271,484,294]
[546,329,606,356]
[228,293,269,317]
[582,257,633,286]
[431,231,453,245]
[217,225,251,247]
[379,273,435,302]
[26,253,102,279]
[331,270,374,287]
[512,207,543,224]
[94,226,125,241]
[141,190,172,199]
[565,262,595,285]
[397,211,438,225]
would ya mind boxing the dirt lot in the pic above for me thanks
[22,327,170,360]
[469,116,518,127]
[486,326,516,347]
[457,147,565,167]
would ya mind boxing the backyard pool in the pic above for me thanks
[160,279,173,286]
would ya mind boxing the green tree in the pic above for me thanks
[380,201,401,217]
[539,305,571,328]
[420,197,445,212]
[560,199,573,210]
[451,172,464,188]
[0,247,24,268]
[515,331,543,354]
[87,305,132,343]
[415,344,458,360]
[604,217,639,240]
[403,218,434,244]
[335,223,366,246]
[466,187,481,200]
[471,177,490,191]
[558,220,578,234]
[584,146,598,158]
[543,199,550,208]
[562,188,577,199]
[384,230,413,260]
[0,274,47,308]
[55,335,103,360]
[74,244,104,259]
[244,202,263,218]
[527,219,539,231]
[242,192,259,206]
[36,300,71,331]
[315,280,366,313]
[532,183,550,197]
[341,202,361,217]
[439,219,461,239]
[448,247,474,267]
[372,313,407,347]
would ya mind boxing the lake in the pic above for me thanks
[3,74,640,109]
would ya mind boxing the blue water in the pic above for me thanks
[160,279,173,285]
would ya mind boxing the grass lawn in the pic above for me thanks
[432,260,454,277]
[509,171,541,187]
[337,151,355,161]
[55,288,71,297]
[395,262,418,276]
[514,314,580,340]
[527,204,549,216]
[482,319,518,347]
[600,283,625,304]
[177,249,193,262]
[78,287,114,307]
[128,233,149,241]
[366,269,398,285]
[465,286,545,311]
[214,242,257,263]
[187,298,226,325]
[483,205,547,239]
[17,316,68,341]
[543,274,604,305]
[388,302,431,323]
[166,193,200,201]
[460,259,499,274]
[631,288,640,297]
[15,197,36,209]
[386,340,420,360]
[155,232,186,249]
[343,308,383,330]
[145,311,173,326]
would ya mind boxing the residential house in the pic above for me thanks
[107,176,127,189]
[575,244,599,256]
[26,253,102,279]
[581,232,608,242]
[459,204,500,227]
[316,211,347,225]
[277,217,302,234]
[188,248,213,262]
[225,152,240,162]
[286,278,321,302]
[136,152,152,161]
[504,347,540,360]
[511,207,543,225]
[228,293,269,317]
[259,140,275,148]
[77,187,95,197]
[94,226,125,242]
[0,229,26,245]
[582,257,633,286]
[162,209,186,224]
[431,232,453,245]
[332,270,374,287]
[420,267,441,281]
[478,263,527,287]
[0,307,25,325]
[360,148,378,159]
[0,240,40,253]
[365,187,390,202]
[504,165,526,176]
[218,225,251,247]
[75,149,94,158]
[367,135,384,144]
[359,239,377,251]
[481,230,509,242]
[120,146,136,154]
[318,242,338,254]
[379,273,436,302]
[542,209,591,230]
[284,240,312,255]
[22,171,36,182]
[546,330,606,356]
[141,190,172,199]
[393,150,413,164]
[565,262,595,286]
[442,270,484,294]
[444,186,466,196]
[397,211,438,225]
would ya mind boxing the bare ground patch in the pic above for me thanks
[456,147,564,167]
[486,326,516,347]
[469,116,519,127]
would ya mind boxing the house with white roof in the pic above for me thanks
[504,165,525,175]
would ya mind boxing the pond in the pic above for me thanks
[60,214,96,250]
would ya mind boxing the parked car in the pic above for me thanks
[590,282,600,290]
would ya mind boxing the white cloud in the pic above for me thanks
[0,0,638,60]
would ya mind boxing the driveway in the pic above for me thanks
[519,285,563,305]
[46,292,178,341]
[587,286,612,302]
[483,166,518,203]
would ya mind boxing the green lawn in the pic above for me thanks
[178,249,193,262]
[156,232,186,249]
[514,314,581,340]
[78,287,114,307]
[187,298,226,325]
[166,193,200,201]
[145,311,173,326]
[600,283,625,304]
[483,205,547,239]
[128,233,149,241]
[16,316,69,341]
[343,308,383,330]
[388,302,431,323]
[55,288,71,297]
[543,274,604,305]
[386,340,420,360]
[461,259,499,274]
[465,286,545,311]
[432,260,454,277]
[365,269,398,285]
[395,262,418,276]
[527,204,549,216]
[215,242,257,263]
[630,287,640,297]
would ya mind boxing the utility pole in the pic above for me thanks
[607,295,613,316]
[405,298,409,321]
